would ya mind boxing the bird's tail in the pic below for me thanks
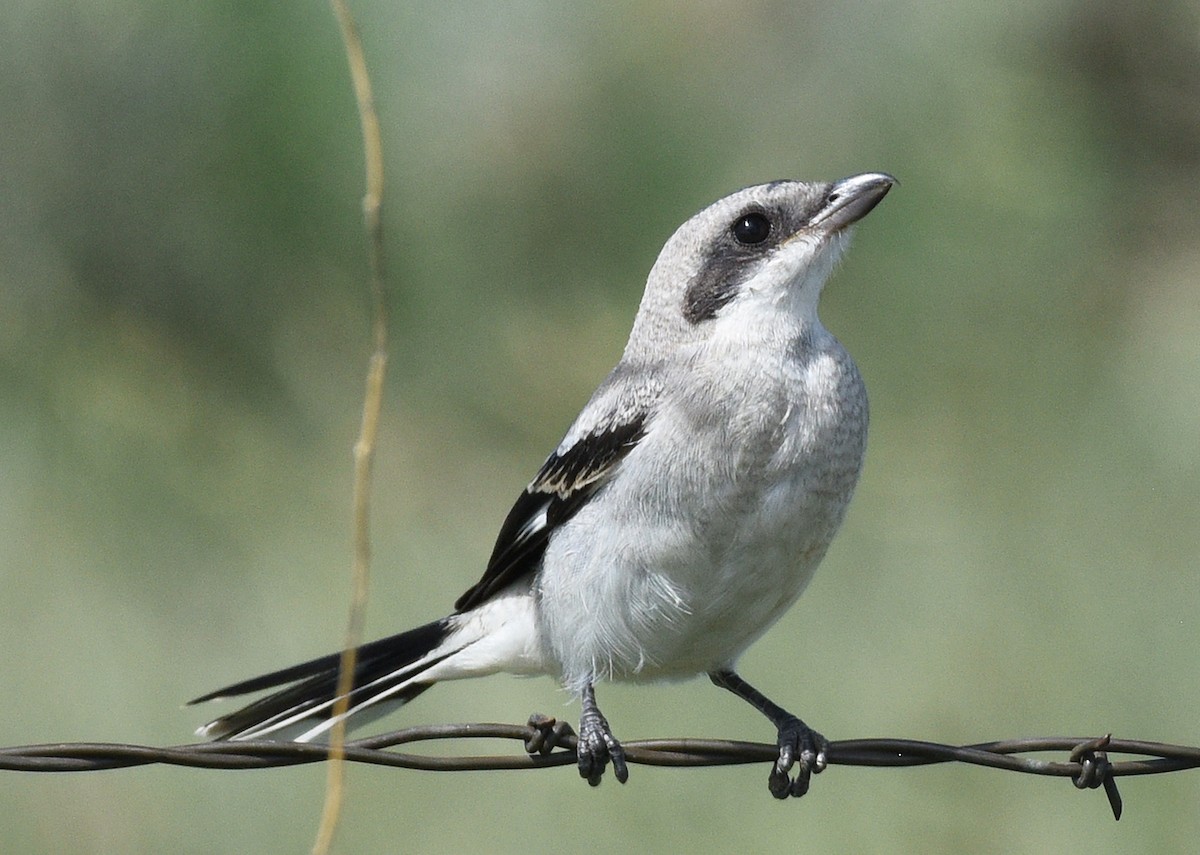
[189,617,457,742]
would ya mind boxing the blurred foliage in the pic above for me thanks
[1,1,1199,853]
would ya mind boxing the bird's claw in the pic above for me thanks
[576,707,628,787]
[770,716,828,799]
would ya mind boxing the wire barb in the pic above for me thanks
[1,723,1194,819]
[1069,734,1122,820]
[523,714,576,756]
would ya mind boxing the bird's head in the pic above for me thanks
[625,173,895,359]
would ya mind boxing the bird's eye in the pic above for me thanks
[731,211,771,245]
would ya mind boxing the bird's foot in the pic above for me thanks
[771,715,828,799]
[577,696,628,787]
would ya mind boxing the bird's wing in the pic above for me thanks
[454,413,648,612]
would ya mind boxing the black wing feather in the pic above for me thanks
[454,415,647,612]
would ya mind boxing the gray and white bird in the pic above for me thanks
[191,172,895,798]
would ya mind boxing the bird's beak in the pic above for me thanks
[809,173,896,233]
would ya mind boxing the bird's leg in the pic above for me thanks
[709,669,828,799]
[575,682,629,787]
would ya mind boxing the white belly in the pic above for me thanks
[535,338,867,693]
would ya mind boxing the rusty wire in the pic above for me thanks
[4,719,1198,821]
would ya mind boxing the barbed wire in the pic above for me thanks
[5,717,1199,820]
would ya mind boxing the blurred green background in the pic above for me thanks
[2,1,1199,852]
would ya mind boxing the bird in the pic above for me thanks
[190,172,895,799]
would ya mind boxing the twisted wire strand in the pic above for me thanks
[5,722,1198,820]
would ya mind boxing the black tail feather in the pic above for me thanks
[191,617,450,740]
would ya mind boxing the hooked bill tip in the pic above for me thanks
[815,173,896,231]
